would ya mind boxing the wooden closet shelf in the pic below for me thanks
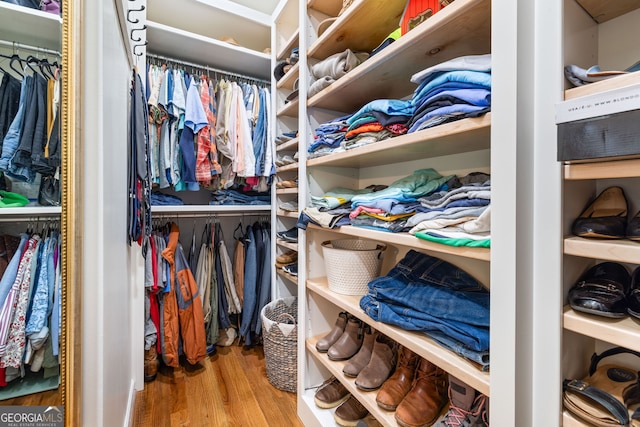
[276,163,300,173]
[276,137,300,152]
[562,410,587,427]
[307,278,491,396]
[307,0,343,17]
[277,210,299,219]
[307,0,492,113]
[277,268,298,283]
[575,0,640,23]
[564,70,640,101]
[306,337,397,426]
[277,239,298,251]
[306,114,491,169]
[277,29,299,60]
[276,188,299,195]
[307,225,491,262]
[564,157,640,180]
[563,305,640,353]
[277,98,300,118]
[563,236,640,264]
[277,62,300,91]
[308,0,406,60]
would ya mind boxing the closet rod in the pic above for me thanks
[146,52,270,85]
[152,211,271,219]
[0,40,61,57]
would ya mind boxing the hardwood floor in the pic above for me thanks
[133,344,303,426]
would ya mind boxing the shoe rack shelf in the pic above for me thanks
[305,336,398,426]
[276,238,298,251]
[276,137,300,152]
[564,71,640,101]
[306,0,491,113]
[563,236,640,264]
[276,268,298,284]
[277,29,300,61]
[277,98,299,118]
[563,306,640,353]
[562,410,586,427]
[277,210,299,219]
[277,62,300,91]
[276,163,299,173]
[307,224,491,262]
[276,188,299,195]
[564,158,640,180]
[307,278,491,396]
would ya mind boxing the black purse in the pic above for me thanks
[38,175,60,206]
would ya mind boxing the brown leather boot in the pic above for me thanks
[354,334,397,391]
[328,315,363,361]
[144,346,159,382]
[316,311,348,353]
[395,358,448,427]
[376,346,420,410]
[343,325,376,377]
[334,395,369,427]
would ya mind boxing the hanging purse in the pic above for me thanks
[563,347,640,426]
[38,175,60,206]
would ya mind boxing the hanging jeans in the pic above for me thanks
[0,75,31,174]
[240,226,257,344]
[0,73,21,151]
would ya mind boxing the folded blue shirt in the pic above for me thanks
[347,99,415,126]
[351,169,453,206]
[413,71,492,102]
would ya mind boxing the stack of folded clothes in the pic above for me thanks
[360,250,490,370]
[408,54,492,133]
[407,172,491,247]
[298,187,382,229]
[342,99,414,151]
[308,114,352,159]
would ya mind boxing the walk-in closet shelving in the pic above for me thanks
[277,62,300,90]
[553,1,640,425]
[0,1,61,51]
[297,0,495,425]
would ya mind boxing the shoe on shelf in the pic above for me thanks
[568,261,630,318]
[395,358,448,427]
[282,263,298,276]
[316,311,348,353]
[314,376,350,409]
[275,250,297,267]
[334,395,369,427]
[328,315,364,361]
[376,346,420,410]
[627,210,640,241]
[354,334,397,391]
[279,201,299,212]
[629,266,640,319]
[277,226,298,242]
[433,375,489,427]
[343,325,377,378]
[572,186,628,239]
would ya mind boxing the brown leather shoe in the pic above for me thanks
[144,346,159,382]
[343,325,376,377]
[328,315,363,361]
[275,250,297,267]
[376,346,420,410]
[395,358,448,427]
[354,334,397,391]
[334,395,369,427]
[316,311,348,353]
[314,376,350,409]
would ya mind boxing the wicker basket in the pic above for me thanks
[321,239,386,295]
[261,296,298,393]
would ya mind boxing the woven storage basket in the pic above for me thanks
[261,296,298,393]
[322,239,386,295]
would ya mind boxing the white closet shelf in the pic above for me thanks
[564,236,640,264]
[276,29,299,61]
[0,206,61,218]
[276,163,300,173]
[308,278,491,396]
[308,0,407,61]
[307,224,491,262]
[307,114,491,169]
[277,62,300,91]
[563,305,640,353]
[307,0,491,113]
[0,2,61,51]
[277,210,298,219]
[145,21,271,80]
[306,337,398,426]
[151,205,271,214]
[276,138,300,152]
[277,239,298,251]
[307,0,343,17]
[564,71,640,101]
[564,157,640,180]
[276,268,298,283]
[277,98,299,118]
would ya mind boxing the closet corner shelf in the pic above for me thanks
[306,114,491,169]
[575,0,640,24]
[305,337,397,425]
[276,137,300,152]
[564,70,640,101]
[563,236,640,264]
[307,0,407,60]
[307,0,343,17]
[307,224,490,261]
[0,2,61,51]
[276,29,299,61]
[151,205,271,214]
[563,305,640,353]
[146,20,271,80]
[276,239,298,251]
[564,157,640,180]
[277,210,298,218]
[307,278,491,396]
[276,188,299,195]
[0,206,61,219]
[276,62,300,90]
[276,268,298,284]
[306,0,491,112]
[277,98,299,118]
[276,163,299,173]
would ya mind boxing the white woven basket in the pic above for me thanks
[321,239,386,295]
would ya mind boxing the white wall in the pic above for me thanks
[82,0,138,425]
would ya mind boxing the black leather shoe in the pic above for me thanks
[572,186,628,239]
[627,210,640,242]
[569,262,630,318]
[628,267,640,319]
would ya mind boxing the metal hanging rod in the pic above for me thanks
[151,211,270,219]
[146,52,270,86]
[0,40,61,57]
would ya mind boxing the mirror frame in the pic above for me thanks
[61,0,81,425]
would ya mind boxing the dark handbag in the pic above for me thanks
[38,175,60,206]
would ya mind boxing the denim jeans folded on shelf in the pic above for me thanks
[210,189,270,205]
[150,192,185,206]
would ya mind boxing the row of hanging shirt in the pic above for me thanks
[145,62,274,194]
[0,54,61,187]
[0,227,61,385]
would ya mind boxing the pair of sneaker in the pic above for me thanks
[277,226,298,242]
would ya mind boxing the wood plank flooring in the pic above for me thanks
[133,344,303,426]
